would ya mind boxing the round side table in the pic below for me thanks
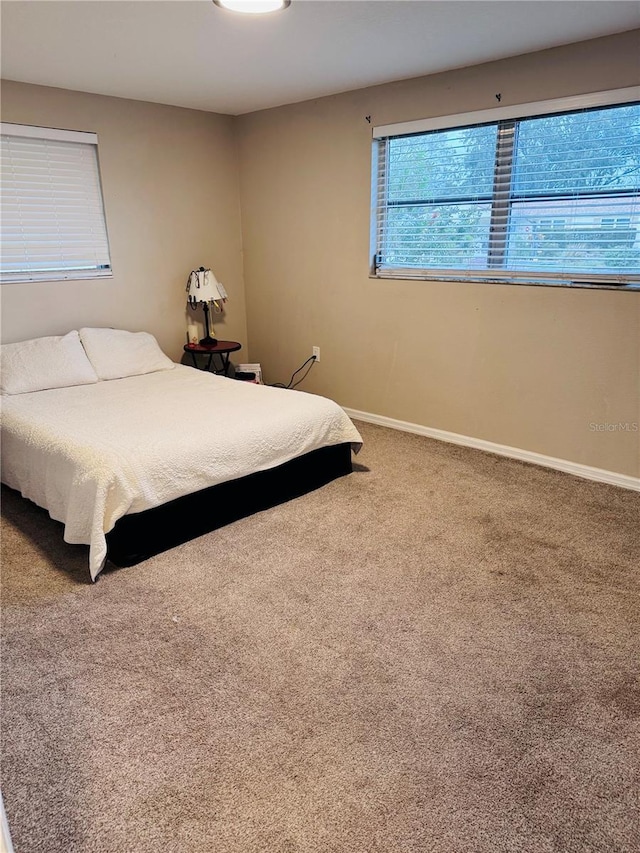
[184,341,242,376]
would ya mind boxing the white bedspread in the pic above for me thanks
[1,366,362,579]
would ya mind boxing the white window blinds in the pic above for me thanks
[372,92,640,288]
[1,123,112,283]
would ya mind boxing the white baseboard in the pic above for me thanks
[343,408,640,492]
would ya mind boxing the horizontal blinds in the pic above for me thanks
[374,100,640,286]
[376,123,498,272]
[1,128,111,282]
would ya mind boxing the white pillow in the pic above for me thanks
[79,328,175,380]
[0,331,99,395]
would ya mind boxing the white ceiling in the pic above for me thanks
[1,0,639,115]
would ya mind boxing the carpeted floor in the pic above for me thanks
[1,420,639,853]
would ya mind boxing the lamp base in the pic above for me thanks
[199,335,218,347]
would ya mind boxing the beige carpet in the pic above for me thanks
[1,421,639,853]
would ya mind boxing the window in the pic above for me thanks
[601,217,631,229]
[1,123,112,283]
[372,90,640,288]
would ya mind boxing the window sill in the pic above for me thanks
[1,271,113,284]
[369,273,640,292]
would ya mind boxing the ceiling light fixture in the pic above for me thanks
[213,0,291,14]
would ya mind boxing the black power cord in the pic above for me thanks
[270,355,317,390]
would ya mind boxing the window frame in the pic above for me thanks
[0,122,113,284]
[370,87,640,291]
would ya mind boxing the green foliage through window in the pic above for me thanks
[374,101,640,285]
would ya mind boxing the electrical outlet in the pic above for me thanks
[312,346,321,363]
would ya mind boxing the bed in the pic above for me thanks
[1,329,362,580]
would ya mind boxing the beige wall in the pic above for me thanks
[0,81,247,362]
[1,32,639,477]
[237,31,640,478]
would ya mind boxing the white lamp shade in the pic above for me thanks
[187,269,226,304]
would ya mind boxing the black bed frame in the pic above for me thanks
[105,442,353,567]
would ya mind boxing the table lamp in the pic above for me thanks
[186,267,228,346]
